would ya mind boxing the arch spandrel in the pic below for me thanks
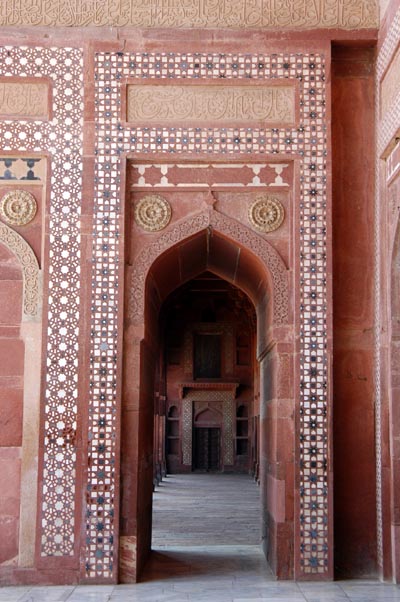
[0,221,40,319]
[128,209,289,326]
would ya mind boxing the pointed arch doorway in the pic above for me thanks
[120,210,294,582]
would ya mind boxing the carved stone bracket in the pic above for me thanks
[0,221,40,318]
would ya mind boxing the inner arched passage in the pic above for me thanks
[157,272,257,476]
[120,221,294,582]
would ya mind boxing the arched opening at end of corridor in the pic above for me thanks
[120,225,294,583]
[156,272,257,478]
[150,272,261,557]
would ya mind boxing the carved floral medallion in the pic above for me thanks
[134,194,172,232]
[248,195,285,233]
[0,189,37,226]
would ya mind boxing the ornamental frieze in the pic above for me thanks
[126,84,295,126]
[0,0,378,29]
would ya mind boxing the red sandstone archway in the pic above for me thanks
[120,209,294,582]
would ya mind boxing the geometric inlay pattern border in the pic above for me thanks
[87,49,330,579]
[0,45,83,557]
[377,9,400,156]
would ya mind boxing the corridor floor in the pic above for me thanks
[2,473,400,601]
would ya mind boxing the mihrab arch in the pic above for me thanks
[121,208,295,581]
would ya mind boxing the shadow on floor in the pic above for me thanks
[140,545,274,583]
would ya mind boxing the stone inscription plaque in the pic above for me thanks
[0,0,378,29]
[0,80,49,119]
[127,84,295,126]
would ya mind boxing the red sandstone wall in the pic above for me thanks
[0,246,23,566]
[332,45,377,577]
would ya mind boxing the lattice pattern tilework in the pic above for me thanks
[377,8,400,155]
[0,46,83,556]
[87,50,329,578]
[223,400,234,465]
[182,399,193,466]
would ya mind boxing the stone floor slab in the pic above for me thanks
[3,475,400,601]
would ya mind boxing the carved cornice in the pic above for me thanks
[0,0,378,29]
